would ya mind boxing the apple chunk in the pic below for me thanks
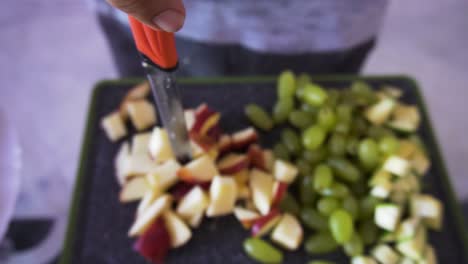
[101,111,127,141]
[184,109,196,130]
[187,211,204,228]
[217,153,250,174]
[178,154,219,183]
[176,186,209,220]
[271,181,288,207]
[120,176,151,203]
[127,100,157,131]
[190,104,220,136]
[274,160,299,184]
[137,190,161,217]
[128,194,172,237]
[231,127,258,150]
[248,145,275,172]
[133,217,170,264]
[271,213,303,250]
[250,169,274,215]
[234,207,260,229]
[163,210,192,248]
[146,159,181,191]
[206,176,237,217]
[149,127,175,163]
[131,132,151,155]
[218,134,232,154]
[251,208,281,237]
[115,142,131,185]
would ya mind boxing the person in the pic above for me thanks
[92,0,388,77]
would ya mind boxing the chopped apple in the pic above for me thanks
[126,81,151,100]
[133,217,170,264]
[127,100,157,131]
[178,154,219,183]
[191,104,220,136]
[383,156,411,177]
[176,186,209,220]
[206,175,237,217]
[271,213,303,250]
[131,132,151,155]
[263,150,275,172]
[137,190,161,217]
[146,159,181,191]
[273,160,299,184]
[218,134,232,154]
[251,208,281,237]
[233,169,249,185]
[231,127,258,150]
[101,111,127,141]
[234,207,260,229]
[170,182,195,201]
[120,176,151,203]
[237,183,251,200]
[125,153,160,177]
[149,127,175,163]
[187,211,204,228]
[410,194,443,230]
[250,169,274,215]
[184,109,196,130]
[206,125,222,141]
[248,145,275,172]
[163,210,192,248]
[271,181,288,207]
[217,153,250,174]
[128,194,172,237]
[115,142,131,185]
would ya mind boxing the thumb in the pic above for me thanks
[106,0,185,32]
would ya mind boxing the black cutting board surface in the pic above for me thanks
[61,76,468,264]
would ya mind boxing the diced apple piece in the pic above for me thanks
[115,142,131,185]
[271,181,288,207]
[234,207,260,229]
[370,180,392,199]
[398,140,418,159]
[133,217,170,264]
[411,151,430,176]
[128,194,172,237]
[369,170,392,187]
[396,226,427,261]
[101,111,127,141]
[120,177,151,203]
[231,127,258,150]
[184,109,196,130]
[263,150,275,172]
[146,159,181,191]
[251,209,281,237]
[126,81,151,100]
[163,210,192,248]
[187,211,204,228]
[149,128,175,163]
[217,153,250,174]
[190,104,220,136]
[178,154,219,183]
[137,190,161,217]
[248,145,275,172]
[250,169,274,215]
[206,124,222,141]
[233,169,249,185]
[375,203,402,231]
[176,186,209,220]
[383,156,411,177]
[206,176,237,217]
[388,104,420,133]
[273,160,298,184]
[127,100,157,131]
[352,256,378,264]
[396,218,420,242]
[372,244,400,264]
[131,132,151,155]
[125,153,160,177]
[410,195,443,230]
[365,98,396,125]
[218,134,232,154]
[271,213,303,250]
[237,183,251,200]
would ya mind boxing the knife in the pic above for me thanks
[128,16,191,162]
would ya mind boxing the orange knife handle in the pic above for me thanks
[128,16,178,70]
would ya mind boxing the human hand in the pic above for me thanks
[106,0,185,32]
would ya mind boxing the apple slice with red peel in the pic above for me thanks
[271,213,303,250]
[251,208,281,237]
[237,183,251,200]
[176,186,209,221]
[163,210,192,248]
[231,127,258,150]
[146,159,181,191]
[250,169,274,215]
[263,150,275,172]
[115,142,131,185]
[217,153,250,174]
[190,104,220,136]
[234,207,260,229]
[248,144,265,170]
[206,176,237,217]
[218,134,232,155]
[187,211,204,228]
[271,181,288,207]
[170,182,194,201]
[233,169,249,185]
[133,217,170,264]
[120,176,151,203]
[184,109,196,131]
[177,154,219,183]
[128,194,172,237]
[206,124,222,141]
[273,160,299,184]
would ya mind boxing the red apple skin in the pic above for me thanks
[189,133,218,152]
[218,135,232,155]
[170,181,211,201]
[206,124,222,141]
[251,208,281,237]
[231,128,259,150]
[248,144,267,171]
[271,182,288,208]
[190,104,217,134]
[133,217,170,264]
[217,154,250,175]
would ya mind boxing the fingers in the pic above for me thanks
[106,0,185,32]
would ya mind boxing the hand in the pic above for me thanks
[106,0,185,32]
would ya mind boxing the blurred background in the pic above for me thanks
[0,0,467,263]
